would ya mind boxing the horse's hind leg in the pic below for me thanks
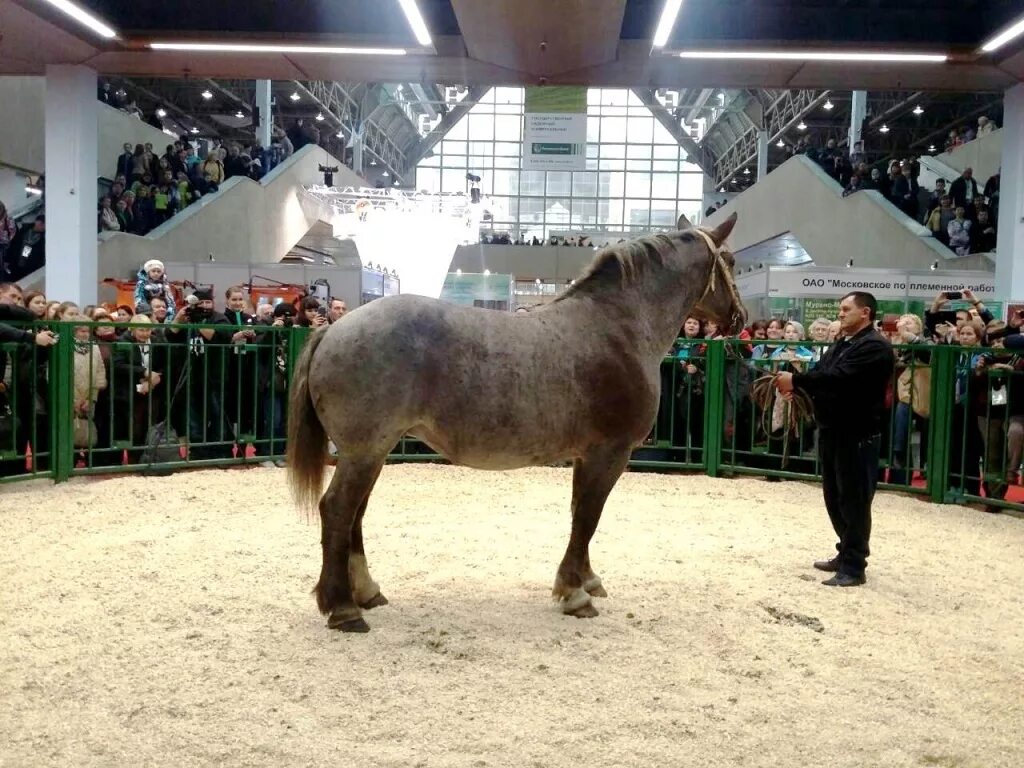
[351,487,389,610]
[314,455,386,632]
[553,445,631,618]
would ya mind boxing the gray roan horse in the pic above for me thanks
[287,213,744,632]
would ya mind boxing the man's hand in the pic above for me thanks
[35,330,57,347]
[149,371,162,387]
[932,292,948,311]
[774,371,795,393]
[962,288,977,304]
[231,330,249,344]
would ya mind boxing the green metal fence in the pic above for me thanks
[1,323,1021,514]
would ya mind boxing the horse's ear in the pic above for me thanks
[708,211,738,247]
[676,213,692,230]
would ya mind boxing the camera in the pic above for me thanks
[944,291,963,300]
[316,306,328,319]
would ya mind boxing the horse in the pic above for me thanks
[287,212,744,632]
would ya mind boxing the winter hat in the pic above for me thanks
[143,259,164,273]
[191,286,214,302]
[273,302,296,318]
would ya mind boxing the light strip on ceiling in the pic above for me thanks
[652,0,684,47]
[149,42,407,55]
[397,0,432,47]
[40,0,117,39]
[981,15,1024,52]
[678,50,947,63]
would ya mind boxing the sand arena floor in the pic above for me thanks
[2,464,1023,768]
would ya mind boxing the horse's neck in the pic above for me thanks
[556,256,711,363]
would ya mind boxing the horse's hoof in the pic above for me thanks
[359,592,389,610]
[328,614,370,633]
[585,584,608,598]
[569,603,600,619]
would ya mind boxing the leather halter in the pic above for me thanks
[692,228,745,330]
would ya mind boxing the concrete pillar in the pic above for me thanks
[756,129,769,181]
[255,79,272,148]
[995,83,1024,300]
[849,90,867,153]
[44,65,97,305]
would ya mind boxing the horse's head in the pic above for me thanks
[685,212,747,334]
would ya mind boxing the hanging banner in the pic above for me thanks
[522,87,587,171]
[764,267,996,301]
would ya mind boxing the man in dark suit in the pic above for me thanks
[774,292,894,587]
[949,168,981,218]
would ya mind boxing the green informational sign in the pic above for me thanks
[769,297,800,319]
[440,273,513,309]
[524,86,587,114]
[802,297,840,323]
[876,299,906,319]
[530,142,577,155]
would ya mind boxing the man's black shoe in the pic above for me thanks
[822,572,866,587]
[813,556,842,572]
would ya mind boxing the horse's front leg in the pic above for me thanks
[552,446,631,618]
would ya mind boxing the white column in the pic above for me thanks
[848,90,867,152]
[995,83,1024,300]
[756,129,769,181]
[255,79,272,148]
[45,65,97,305]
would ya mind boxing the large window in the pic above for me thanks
[415,88,705,238]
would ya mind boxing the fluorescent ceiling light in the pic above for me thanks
[678,50,947,63]
[149,42,406,55]
[40,0,117,39]
[652,0,684,47]
[981,15,1024,52]
[397,0,432,46]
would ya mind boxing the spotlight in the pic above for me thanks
[290,92,300,101]
[190,127,199,134]
[234,110,244,119]
[456,268,462,276]
[25,183,42,196]
[315,113,324,121]
[776,139,785,148]
[846,259,854,268]
[823,99,834,110]
[483,269,491,276]
[930,260,939,271]
[743,168,750,175]
[928,144,936,153]
[880,124,890,134]
[912,105,924,116]
[156,108,167,118]
[797,121,807,131]
[336,130,344,139]
[534,278,541,285]
[201,89,213,100]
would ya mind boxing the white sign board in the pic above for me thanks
[522,87,587,171]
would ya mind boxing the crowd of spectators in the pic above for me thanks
[662,287,1024,512]
[0,268,349,478]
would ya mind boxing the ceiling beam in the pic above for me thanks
[685,88,715,124]
[632,88,712,174]
[114,77,226,139]
[403,85,491,172]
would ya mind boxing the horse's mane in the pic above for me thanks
[554,231,701,303]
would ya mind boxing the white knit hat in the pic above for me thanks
[143,259,164,273]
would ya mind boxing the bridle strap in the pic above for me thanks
[692,227,744,329]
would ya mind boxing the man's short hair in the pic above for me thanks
[842,291,878,321]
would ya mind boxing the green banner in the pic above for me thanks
[524,86,587,114]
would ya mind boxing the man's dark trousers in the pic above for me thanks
[818,426,880,576]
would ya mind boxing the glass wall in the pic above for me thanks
[415,88,705,240]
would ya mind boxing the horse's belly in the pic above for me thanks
[408,427,571,470]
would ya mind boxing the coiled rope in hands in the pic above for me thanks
[749,374,815,468]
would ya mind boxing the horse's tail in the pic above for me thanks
[287,329,329,514]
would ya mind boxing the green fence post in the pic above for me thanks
[51,324,75,483]
[927,344,955,503]
[703,339,726,478]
